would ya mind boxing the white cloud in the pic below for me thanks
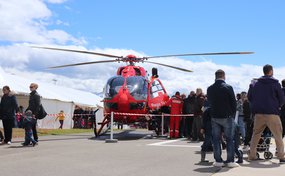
[45,0,67,4]
[0,0,84,44]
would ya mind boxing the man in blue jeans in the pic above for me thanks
[207,69,239,168]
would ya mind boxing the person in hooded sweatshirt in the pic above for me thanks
[248,64,285,163]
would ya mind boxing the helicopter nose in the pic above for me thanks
[118,93,129,107]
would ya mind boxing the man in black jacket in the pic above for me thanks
[207,69,238,168]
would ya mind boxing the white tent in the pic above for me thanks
[0,67,104,129]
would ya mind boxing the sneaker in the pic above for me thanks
[279,159,285,164]
[236,158,243,163]
[213,162,225,167]
[201,158,209,163]
[21,143,29,146]
[7,141,11,145]
[227,162,240,168]
[236,151,243,163]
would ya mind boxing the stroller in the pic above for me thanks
[255,127,273,159]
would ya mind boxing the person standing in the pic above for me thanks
[26,83,41,142]
[207,69,238,167]
[55,110,65,129]
[242,91,252,151]
[0,86,18,145]
[248,64,285,163]
[236,92,246,143]
[182,91,195,138]
[280,79,285,138]
[73,105,83,128]
[179,94,187,137]
[200,106,212,162]
[168,91,183,138]
[192,88,205,141]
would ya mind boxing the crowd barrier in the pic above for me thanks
[15,112,194,134]
[102,112,195,140]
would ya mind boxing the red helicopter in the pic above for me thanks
[32,46,253,136]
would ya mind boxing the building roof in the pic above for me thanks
[0,67,103,107]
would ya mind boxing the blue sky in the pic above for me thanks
[0,0,285,95]
[44,0,285,67]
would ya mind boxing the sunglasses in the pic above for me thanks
[30,86,34,88]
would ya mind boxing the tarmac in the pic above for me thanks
[0,130,285,176]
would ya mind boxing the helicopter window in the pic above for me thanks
[150,80,164,98]
[104,76,125,98]
[126,76,148,100]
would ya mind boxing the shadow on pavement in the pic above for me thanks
[90,129,157,141]
[193,165,223,174]
[239,159,280,169]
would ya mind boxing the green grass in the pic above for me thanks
[38,129,93,135]
[0,128,93,138]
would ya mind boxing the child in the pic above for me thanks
[55,110,65,129]
[22,110,37,146]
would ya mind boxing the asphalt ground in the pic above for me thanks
[0,130,285,176]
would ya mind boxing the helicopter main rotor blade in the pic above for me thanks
[48,60,118,69]
[31,46,122,58]
[144,61,193,72]
[145,52,254,59]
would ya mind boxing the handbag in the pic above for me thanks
[36,104,47,119]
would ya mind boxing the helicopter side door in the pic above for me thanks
[148,78,169,111]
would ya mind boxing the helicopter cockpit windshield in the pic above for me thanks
[126,76,148,100]
[104,76,125,98]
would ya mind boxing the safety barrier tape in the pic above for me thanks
[16,112,194,117]
[16,113,95,117]
[105,112,194,117]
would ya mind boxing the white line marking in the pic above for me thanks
[148,138,200,148]
[154,144,200,148]
[148,139,181,146]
